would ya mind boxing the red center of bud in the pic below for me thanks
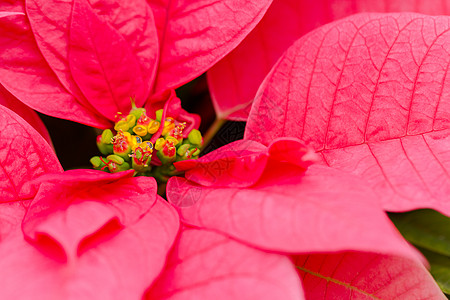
[137,113,151,126]
[100,157,117,172]
[111,131,129,153]
[162,140,176,157]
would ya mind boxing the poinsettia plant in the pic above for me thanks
[0,103,443,299]
[0,0,450,299]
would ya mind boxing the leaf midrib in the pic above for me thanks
[296,265,382,299]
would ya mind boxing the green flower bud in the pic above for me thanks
[155,109,163,122]
[177,144,190,156]
[156,139,177,165]
[176,146,200,161]
[129,96,146,120]
[101,129,114,144]
[105,154,130,173]
[188,129,203,147]
[90,156,108,171]
[129,107,146,121]
[96,134,113,156]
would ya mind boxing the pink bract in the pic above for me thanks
[0,104,180,298]
[0,84,52,146]
[0,0,273,127]
[174,138,316,188]
[0,103,321,299]
[0,172,180,299]
[208,0,450,121]
[167,138,444,298]
[146,226,304,300]
[0,104,62,239]
[245,13,450,216]
[168,139,418,258]
[294,252,444,299]
[0,11,52,145]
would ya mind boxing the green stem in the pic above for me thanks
[201,118,226,151]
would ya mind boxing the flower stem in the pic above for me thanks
[201,118,226,151]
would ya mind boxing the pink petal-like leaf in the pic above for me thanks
[26,0,90,107]
[0,195,179,299]
[26,0,159,121]
[148,0,273,91]
[294,252,445,299]
[146,227,304,300]
[0,104,62,238]
[0,84,52,145]
[0,11,111,128]
[89,0,159,90]
[0,104,62,201]
[22,170,155,261]
[175,138,316,187]
[245,13,450,215]
[208,0,450,120]
[68,0,148,120]
[168,161,420,262]
[175,139,268,187]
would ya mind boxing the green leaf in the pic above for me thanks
[389,209,450,256]
[389,210,450,296]
[417,247,450,295]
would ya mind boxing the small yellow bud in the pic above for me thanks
[107,154,124,164]
[147,120,160,134]
[162,118,176,136]
[133,125,148,137]
[126,114,137,128]
[155,138,166,151]
[114,120,130,132]
[166,136,179,146]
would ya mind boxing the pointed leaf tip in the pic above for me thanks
[69,0,147,121]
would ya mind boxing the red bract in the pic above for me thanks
[0,105,311,299]
[246,13,450,216]
[0,172,180,299]
[146,226,303,300]
[167,139,444,298]
[207,0,450,120]
[293,252,445,299]
[0,105,62,239]
[0,0,273,127]
[0,83,52,146]
[0,12,51,145]
[0,103,177,297]
[175,138,316,187]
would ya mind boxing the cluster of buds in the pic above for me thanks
[90,103,203,185]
